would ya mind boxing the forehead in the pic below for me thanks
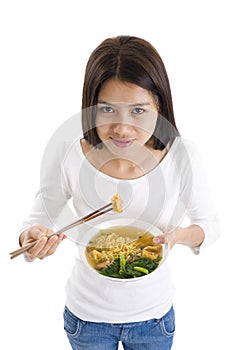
[98,78,155,105]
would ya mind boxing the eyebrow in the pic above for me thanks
[97,101,151,107]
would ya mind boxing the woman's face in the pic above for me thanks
[96,78,158,153]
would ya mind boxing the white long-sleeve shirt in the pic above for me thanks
[18,135,219,322]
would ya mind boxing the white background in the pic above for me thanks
[1,0,232,349]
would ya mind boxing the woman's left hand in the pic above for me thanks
[153,226,178,249]
[153,224,205,250]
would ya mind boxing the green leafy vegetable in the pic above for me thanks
[133,266,149,274]
[119,252,126,275]
[99,255,162,279]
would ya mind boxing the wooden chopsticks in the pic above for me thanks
[9,202,113,259]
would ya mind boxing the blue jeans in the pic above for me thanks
[63,305,175,350]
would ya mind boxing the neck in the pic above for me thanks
[81,139,167,180]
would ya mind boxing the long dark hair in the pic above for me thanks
[82,35,179,150]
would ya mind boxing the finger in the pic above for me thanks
[38,235,63,259]
[26,236,48,259]
[59,233,67,241]
[46,228,55,237]
[27,225,47,241]
[153,235,169,244]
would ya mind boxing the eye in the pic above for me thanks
[132,107,145,115]
[99,106,115,113]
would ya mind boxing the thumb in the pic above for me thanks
[28,225,47,240]
[162,225,175,234]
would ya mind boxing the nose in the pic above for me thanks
[112,109,134,136]
[112,122,133,136]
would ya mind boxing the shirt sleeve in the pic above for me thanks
[17,142,72,238]
[181,144,220,254]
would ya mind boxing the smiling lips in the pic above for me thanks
[111,138,135,148]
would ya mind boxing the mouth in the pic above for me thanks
[111,138,135,148]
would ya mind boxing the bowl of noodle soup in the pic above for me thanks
[79,218,169,281]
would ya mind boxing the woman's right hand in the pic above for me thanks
[19,224,66,261]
